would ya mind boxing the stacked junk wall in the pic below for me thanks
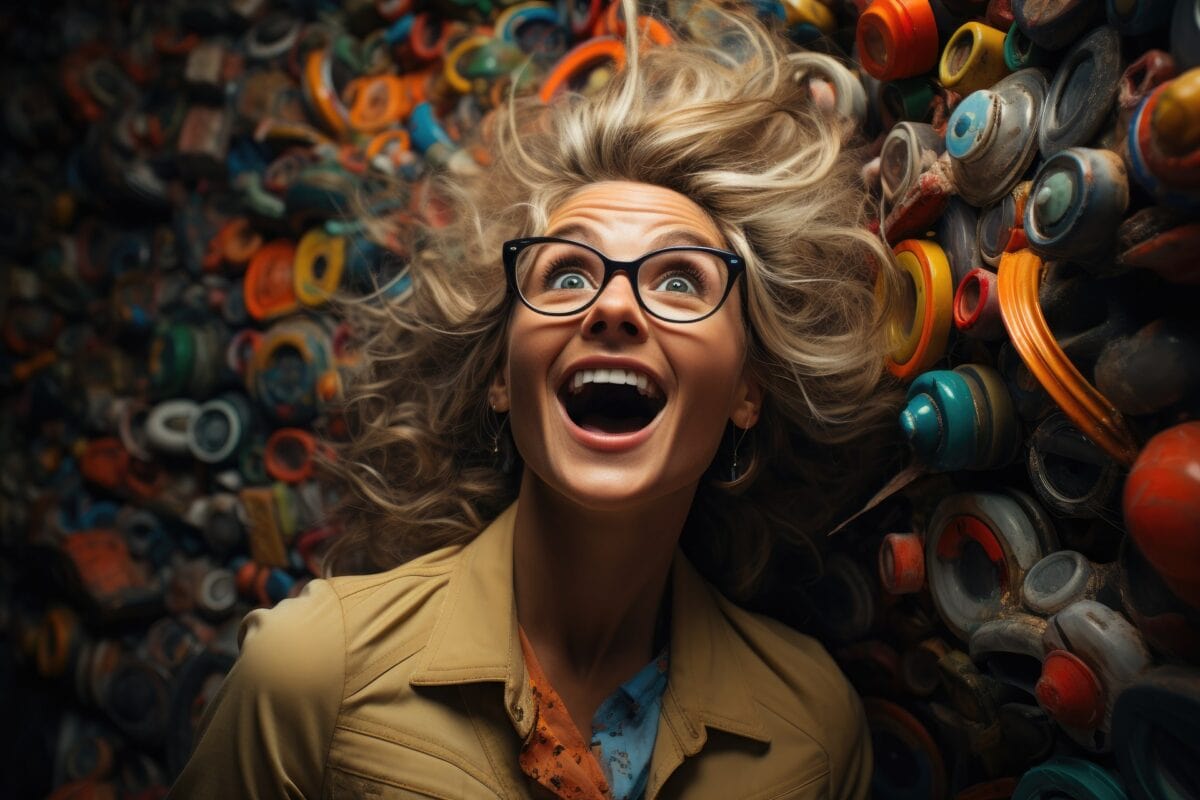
[0,0,1197,797]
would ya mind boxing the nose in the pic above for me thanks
[580,272,648,343]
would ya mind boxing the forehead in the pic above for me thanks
[544,182,725,249]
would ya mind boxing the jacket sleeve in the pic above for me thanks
[166,578,346,800]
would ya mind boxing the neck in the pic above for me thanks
[512,470,693,681]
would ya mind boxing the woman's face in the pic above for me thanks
[492,181,760,511]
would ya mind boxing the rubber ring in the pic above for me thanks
[538,35,626,104]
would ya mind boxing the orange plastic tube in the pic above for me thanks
[996,249,1140,466]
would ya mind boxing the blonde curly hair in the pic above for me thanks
[324,0,905,606]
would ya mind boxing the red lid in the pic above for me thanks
[880,532,926,594]
[1036,648,1103,729]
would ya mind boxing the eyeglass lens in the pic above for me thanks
[514,241,729,321]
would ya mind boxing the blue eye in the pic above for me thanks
[654,275,699,294]
[551,272,592,290]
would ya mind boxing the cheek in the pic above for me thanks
[502,313,565,423]
[672,323,748,413]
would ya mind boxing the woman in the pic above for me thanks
[169,1,901,797]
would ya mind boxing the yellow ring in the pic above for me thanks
[888,249,926,364]
[782,0,835,32]
[294,228,347,307]
[939,22,1010,96]
[249,331,316,387]
[444,35,494,95]
[885,240,954,380]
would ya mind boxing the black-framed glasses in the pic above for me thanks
[502,237,746,323]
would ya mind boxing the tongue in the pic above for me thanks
[580,412,648,435]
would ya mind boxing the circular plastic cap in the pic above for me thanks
[1036,649,1103,729]
[880,532,926,594]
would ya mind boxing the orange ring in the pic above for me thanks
[601,3,675,45]
[203,217,262,274]
[302,48,349,138]
[264,428,320,483]
[243,239,299,321]
[345,75,409,133]
[996,249,1140,466]
[365,128,411,159]
[538,36,626,104]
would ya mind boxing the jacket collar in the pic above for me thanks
[408,501,769,745]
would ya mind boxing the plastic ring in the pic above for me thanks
[498,2,560,42]
[925,491,1057,641]
[1112,666,1200,799]
[939,22,1010,97]
[883,239,954,381]
[879,532,925,594]
[863,698,946,799]
[538,36,625,104]
[146,399,200,455]
[243,239,299,322]
[244,13,302,62]
[187,393,251,465]
[294,228,347,307]
[345,75,409,133]
[197,569,237,620]
[444,35,494,95]
[953,268,1004,340]
[408,102,456,152]
[855,0,939,81]
[410,14,451,61]
[301,48,351,138]
[203,217,262,274]
[1013,756,1129,800]
[264,428,320,484]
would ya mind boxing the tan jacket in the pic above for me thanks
[168,503,872,800]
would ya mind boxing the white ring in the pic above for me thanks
[145,399,200,455]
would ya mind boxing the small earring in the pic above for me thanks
[728,426,750,483]
[490,412,516,474]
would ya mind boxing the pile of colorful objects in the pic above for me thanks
[0,0,1195,797]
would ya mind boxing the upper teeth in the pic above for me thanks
[569,368,661,398]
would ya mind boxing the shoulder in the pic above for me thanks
[716,596,858,714]
[714,596,872,797]
[237,542,465,697]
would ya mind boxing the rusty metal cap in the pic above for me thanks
[947,69,1049,206]
[1040,27,1123,157]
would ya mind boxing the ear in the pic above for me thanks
[488,367,510,413]
[730,369,763,429]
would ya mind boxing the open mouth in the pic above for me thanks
[558,368,666,435]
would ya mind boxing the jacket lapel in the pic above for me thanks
[646,552,771,798]
[408,502,537,740]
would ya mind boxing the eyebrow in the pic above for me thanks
[544,223,720,251]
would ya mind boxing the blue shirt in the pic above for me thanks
[589,647,670,800]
